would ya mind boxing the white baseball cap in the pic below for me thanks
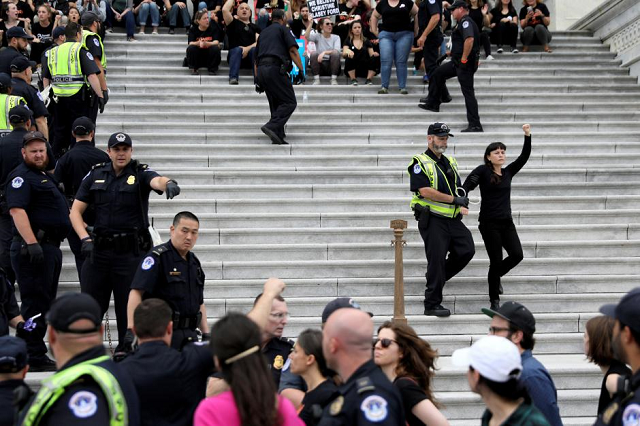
[451,336,522,383]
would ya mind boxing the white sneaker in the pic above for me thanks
[138,30,145,35]
[313,77,320,85]
[512,48,519,53]
[330,78,338,85]
[496,47,504,54]
[486,55,495,60]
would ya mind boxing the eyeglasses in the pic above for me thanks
[489,326,511,335]
[324,22,333,26]
[269,312,290,320]
[373,338,396,348]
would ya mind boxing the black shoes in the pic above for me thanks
[261,125,288,145]
[418,104,440,112]
[499,283,504,295]
[461,126,484,133]
[490,300,500,311]
[441,95,453,103]
[424,305,451,317]
[29,356,57,372]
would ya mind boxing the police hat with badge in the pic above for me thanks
[447,0,469,10]
[0,335,29,373]
[9,105,33,126]
[428,122,454,138]
[10,56,37,74]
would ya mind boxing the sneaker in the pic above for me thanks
[461,126,484,132]
[330,78,338,85]
[313,78,320,85]
[350,79,358,86]
[168,28,175,34]
[29,356,57,372]
[511,48,518,54]
[486,55,495,60]
[496,46,503,54]
[127,37,137,42]
[229,78,238,85]
[152,29,159,35]
[138,30,145,35]
[424,305,451,317]
[365,79,373,85]
[378,87,388,94]
[399,88,408,95]
[105,27,113,33]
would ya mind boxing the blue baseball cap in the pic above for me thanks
[0,335,28,373]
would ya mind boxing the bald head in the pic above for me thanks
[323,309,373,379]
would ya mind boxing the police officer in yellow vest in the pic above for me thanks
[42,22,105,159]
[17,292,141,426]
[81,12,109,124]
[0,73,27,138]
[408,122,475,317]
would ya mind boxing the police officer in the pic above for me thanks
[0,73,27,138]
[0,335,30,426]
[53,116,109,278]
[408,122,475,317]
[10,57,49,139]
[255,292,294,386]
[69,132,181,353]
[254,9,304,146]
[596,288,640,426]
[126,211,209,351]
[0,27,33,75]
[416,0,444,83]
[42,22,105,158]
[318,308,404,425]
[418,0,483,133]
[120,298,214,425]
[81,12,109,123]
[17,292,141,426]
[5,131,71,371]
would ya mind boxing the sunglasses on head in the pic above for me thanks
[373,338,396,348]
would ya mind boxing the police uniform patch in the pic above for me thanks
[429,0,435,3]
[623,404,640,426]
[462,21,469,29]
[141,256,155,270]
[360,395,388,422]
[603,402,619,425]
[68,391,98,418]
[11,177,24,189]
[87,52,94,61]
[273,355,284,370]
[127,175,136,185]
[115,133,127,142]
[93,38,100,46]
[330,396,344,416]
[413,164,421,174]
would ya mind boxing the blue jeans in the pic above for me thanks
[114,10,136,37]
[227,46,254,79]
[138,2,160,26]
[169,3,190,28]
[378,30,413,89]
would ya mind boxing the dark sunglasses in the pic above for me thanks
[373,338,396,348]
[324,22,333,26]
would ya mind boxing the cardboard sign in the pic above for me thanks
[307,0,339,18]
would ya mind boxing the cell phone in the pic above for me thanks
[527,6,533,12]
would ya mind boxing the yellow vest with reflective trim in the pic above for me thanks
[408,153,462,218]
[0,94,27,131]
[20,355,127,426]
[82,30,107,69]
[47,42,88,97]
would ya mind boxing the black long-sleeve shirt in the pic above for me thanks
[463,135,531,221]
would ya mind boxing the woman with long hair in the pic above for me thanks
[584,316,631,415]
[67,6,81,23]
[186,9,223,75]
[374,321,449,426]
[307,17,342,85]
[1,2,30,47]
[488,0,518,53]
[30,4,59,63]
[343,20,378,85]
[466,0,493,60]
[462,124,531,310]
[519,0,552,52]
[194,313,304,426]
[289,329,339,425]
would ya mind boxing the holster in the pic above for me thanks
[414,205,431,229]
[173,311,202,330]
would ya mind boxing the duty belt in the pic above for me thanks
[258,57,283,66]
[94,232,139,252]
[173,312,202,330]
[13,231,61,247]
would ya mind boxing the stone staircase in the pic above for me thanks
[24,29,640,425]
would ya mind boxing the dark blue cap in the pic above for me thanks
[47,293,102,333]
[52,26,66,40]
[428,122,454,137]
[6,26,34,40]
[9,105,33,124]
[600,287,640,334]
[0,335,28,373]
[0,73,12,90]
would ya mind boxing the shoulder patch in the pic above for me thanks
[623,404,640,426]
[86,52,94,61]
[141,256,155,270]
[93,38,100,47]
[356,377,375,394]
[11,177,24,189]
[429,0,435,3]
[360,395,388,422]
[413,164,421,174]
[68,391,98,418]
[462,21,469,29]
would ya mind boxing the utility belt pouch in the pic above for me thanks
[415,205,430,229]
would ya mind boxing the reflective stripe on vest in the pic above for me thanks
[48,42,87,97]
[408,153,461,218]
[0,94,27,130]
[21,355,127,426]
[82,31,107,69]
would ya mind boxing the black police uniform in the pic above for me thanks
[418,0,443,79]
[0,268,20,336]
[423,13,482,130]
[41,43,101,158]
[19,345,141,426]
[317,359,405,426]
[120,340,214,426]
[74,160,160,352]
[0,335,30,426]
[130,240,206,350]
[5,162,71,362]
[409,148,475,312]
[263,336,294,387]
[0,47,27,75]
[595,369,640,426]
[53,141,109,278]
[1,378,26,425]
[255,21,298,142]
[10,78,49,124]
[83,32,105,123]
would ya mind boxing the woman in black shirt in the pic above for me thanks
[519,0,552,52]
[467,0,492,60]
[374,321,448,426]
[462,124,531,310]
[289,329,338,426]
[488,0,518,53]
[30,4,59,64]
[186,9,223,74]
[343,20,378,85]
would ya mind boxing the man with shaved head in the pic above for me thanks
[318,309,405,425]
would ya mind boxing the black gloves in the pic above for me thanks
[165,180,180,199]
[16,321,28,339]
[26,243,44,264]
[255,84,264,94]
[81,238,94,258]
[103,89,109,105]
[98,96,106,113]
[293,72,305,85]
[123,328,135,353]
[452,196,469,207]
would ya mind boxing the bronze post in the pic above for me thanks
[390,220,408,325]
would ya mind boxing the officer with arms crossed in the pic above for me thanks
[254,8,304,146]
[17,292,141,426]
[596,288,640,426]
[408,122,474,317]
[69,132,181,354]
[80,12,109,123]
[126,211,209,351]
[42,22,105,158]
[318,308,405,425]
[418,0,483,133]
[0,73,27,138]
[6,131,71,372]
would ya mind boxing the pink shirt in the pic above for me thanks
[194,390,305,426]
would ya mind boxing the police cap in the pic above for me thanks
[108,132,133,148]
[0,73,12,91]
[72,116,95,136]
[47,293,102,334]
[447,0,469,10]
[600,287,640,335]
[10,56,37,73]
[9,105,33,124]
[321,297,373,324]
[22,131,48,147]
[428,122,455,138]
[52,26,66,40]
[0,335,28,373]
[6,26,35,40]
[81,11,101,26]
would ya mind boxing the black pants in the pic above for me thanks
[0,212,15,284]
[67,230,84,281]
[186,45,221,72]
[171,328,199,350]
[427,60,481,128]
[491,22,518,49]
[81,248,142,351]
[257,64,297,140]
[422,34,442,78]
[418,214,475,308]
[478,218,524,301]
[480,30,492,57]
[52,91,92,158]
[10,241,62,360]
